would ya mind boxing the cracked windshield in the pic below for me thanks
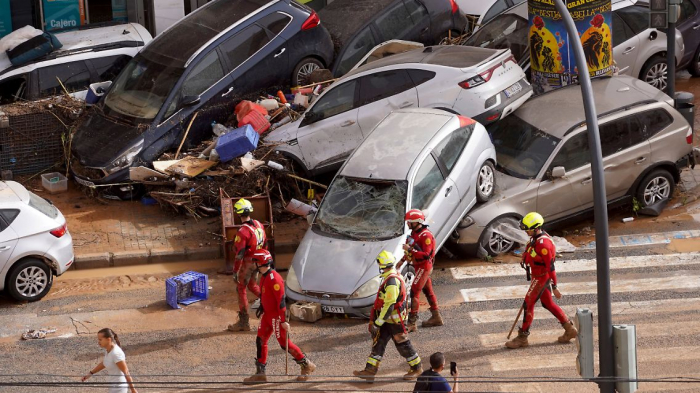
[315,177,407,240]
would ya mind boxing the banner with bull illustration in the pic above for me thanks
[528,0,613,94]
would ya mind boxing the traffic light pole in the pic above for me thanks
[551,1,615,392]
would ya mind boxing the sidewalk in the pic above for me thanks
[22,178,306,270]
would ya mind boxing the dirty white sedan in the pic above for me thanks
[285,108,496,316]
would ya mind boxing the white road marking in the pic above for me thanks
[451,253,700,280]
[490,346,700,371]
[461,275,700,302]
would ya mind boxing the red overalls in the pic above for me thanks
[256,269,304,365]
[233,220,267,312]
[521,231,568,331]
[407,226,439,314]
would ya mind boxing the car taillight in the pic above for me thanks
[301,11,320,30]
[458,61,505,89]
[50,223,67,238]
[687,128,693,144]
[449,0,459,13]
[458,115,474,127]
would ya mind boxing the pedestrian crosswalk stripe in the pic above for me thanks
[450,253,700,280]
[461,275,700,302]
[470,297,700,324]
[489,346,700,371]
[478,321,689,347]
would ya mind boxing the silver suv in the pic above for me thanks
[449,75,695,257]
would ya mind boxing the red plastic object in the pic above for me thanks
[449,0,458,13]
[239,110,270,135]
[235,100,268,123]
[277,90,288,104]
[301,11,320,30]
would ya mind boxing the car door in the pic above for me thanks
[373,0,421,43]
[598,115,651,200]
[162,48,231,146]
[403,0,431,43]
[0,212,19,273]
[432,124,474,202]
[611,11,640,76]
[221,22,279,95]
[677,0,700,61]
[356,69,418,135]
[410,154,459,247]
[296,79,362,170]
[251,12,293,86]
[536,131,593,220]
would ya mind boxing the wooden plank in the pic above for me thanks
[165,157,217,177]
[153,160,179,173]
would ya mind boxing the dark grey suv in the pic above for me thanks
[71,0,333,189]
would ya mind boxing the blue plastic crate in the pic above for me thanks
[215,124,259,162]
[166,271,209,309]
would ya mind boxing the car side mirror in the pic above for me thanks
[551,166,566,179]
[649,31,658,41]
[181,95,201,108]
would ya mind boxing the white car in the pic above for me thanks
[0,23,152,105]
[0,181,74,301]
[266,45,532,175]
[285,109,496,316]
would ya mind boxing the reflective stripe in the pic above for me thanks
[367,357,380,366]
[407,355,421,366]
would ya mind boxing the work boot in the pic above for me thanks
[505,328,529,349]
[421,309,444,327]
[227,311,251,332]
[297,357,316,381]
[407,313,418,333]
[353,364,379,383]
[243,361,267,385]
[403,362,423,380]
[558,321,578,343]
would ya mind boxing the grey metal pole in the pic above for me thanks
[551,1,614,392]
[667,21,676,96]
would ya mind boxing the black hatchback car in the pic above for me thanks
[71,0,333,187]
[319,0,468,77]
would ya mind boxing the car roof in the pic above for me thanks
[0,23,151,77]
[340,108,454,180]
[344,45,499,77]
[0,181,28,204]
[140,0,275,68]
[514,76,671,138]
[319,0,396,50]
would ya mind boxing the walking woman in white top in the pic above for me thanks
[82,328,138,393]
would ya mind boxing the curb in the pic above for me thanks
[71,242,300,270]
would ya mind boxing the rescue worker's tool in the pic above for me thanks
[285,330,289,376]
[507,303,526,339]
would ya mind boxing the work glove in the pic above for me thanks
[232,271,239,283]
[368,322,380,338]
[255,304,264,319]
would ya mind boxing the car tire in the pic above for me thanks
[476,161,496,203]
[640,56,668,91]
[635,169,675,208]
[689,47,700,77]
[292,57,323,87]
[6,258,53,302]
[401,264,416,310]
[480,216,521,257]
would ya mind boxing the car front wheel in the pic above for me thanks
[641,56,667,91]
[476,161,496,203]
[7,258,53,302]
[480,216,521,257]
[292,57,323,87]
[636,169,675,207]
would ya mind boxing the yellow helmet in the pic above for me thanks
[376,250,396,269]
[234,198,254,215]
[520,212,544,230]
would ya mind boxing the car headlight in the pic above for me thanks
[286,265,303,293]
[350,275,381,299]
[106,140,144,174]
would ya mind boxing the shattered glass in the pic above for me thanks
[314,176,407,241]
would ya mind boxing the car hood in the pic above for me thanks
[72,112,144,167]
[264,120,301,143]
[292,228,405,295]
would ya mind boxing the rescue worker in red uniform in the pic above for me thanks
[243,249,316,384]
[399,209,442,332]
[354,250,423,382]
[227,198,268,332]
[506,212,578,349]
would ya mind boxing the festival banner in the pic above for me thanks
[528,0,613,94]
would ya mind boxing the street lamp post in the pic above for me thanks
[550,1,615,392]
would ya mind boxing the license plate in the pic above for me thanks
[504,82,523,98]
[73,177,95,187]
[322,305,344,314]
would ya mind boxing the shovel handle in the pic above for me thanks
[507,303,525,339]
[285,329,289,376]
